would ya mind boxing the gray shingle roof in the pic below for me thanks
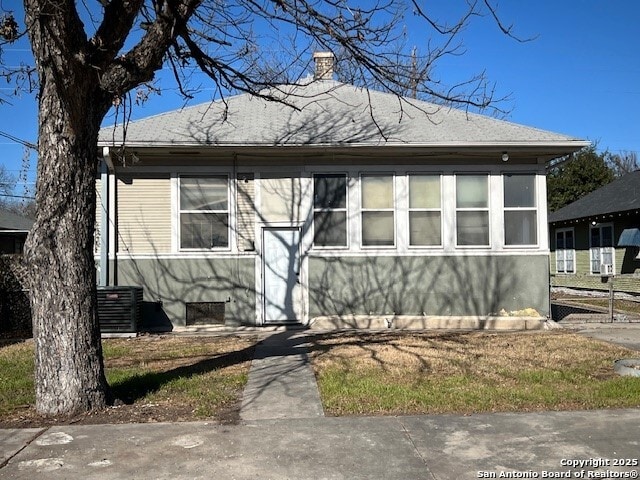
[99,80,587,149]
[0,209,33,231]
[549,170,640,223]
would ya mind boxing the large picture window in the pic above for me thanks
[456,175,489,246]
[313,174,347,247]
[409,174,441,246]
[503,174,537,246]
[555,228,575,273]
[361,174,394,247]
[590,224,614,274]
[179,176,229,249]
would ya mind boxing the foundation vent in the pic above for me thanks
[186,302,225,325]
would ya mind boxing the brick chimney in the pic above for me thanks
[313,52,334,80]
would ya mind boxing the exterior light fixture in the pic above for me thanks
[501,152,509,162]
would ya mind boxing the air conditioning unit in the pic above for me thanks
[97,286,143,333]
[600,263,614,276]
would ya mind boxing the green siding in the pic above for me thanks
[308,255,550,318]
[550,218,640,293]
[551,273,640,294]
[116,257,256,327]
[576,250,591,273]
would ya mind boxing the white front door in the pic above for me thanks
[263,227,302,323]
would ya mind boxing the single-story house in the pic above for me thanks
[0,209,33,254]
[549,170,640,294]
[96,53,588,329]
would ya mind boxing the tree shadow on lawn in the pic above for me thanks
[109,342,257,405]
[305,330,478,376]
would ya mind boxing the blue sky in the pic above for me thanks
[1,1,639,200]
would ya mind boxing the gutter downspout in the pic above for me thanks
[99,146,113,287]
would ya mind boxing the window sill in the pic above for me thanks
[310,245,350,251]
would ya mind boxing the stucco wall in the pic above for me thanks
[115,257,255,327]
[307,254,550,318]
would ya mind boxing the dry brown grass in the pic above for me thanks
[309,330,640,415]
[0,335,258,427]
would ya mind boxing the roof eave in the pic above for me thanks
[98,140,590,150]
[550,208,640,225]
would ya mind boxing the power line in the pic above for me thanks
[0,193,35,199]
[0,130,37,151]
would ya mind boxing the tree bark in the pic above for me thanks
[21,0,184,416]
[23,0,113,416]
[24,83,111,415]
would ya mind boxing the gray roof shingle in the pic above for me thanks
[0,209,33,231]
[99,80,587,149]
[549,170,640,223]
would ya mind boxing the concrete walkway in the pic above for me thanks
[561,321,640,351]
[240,330,324,421]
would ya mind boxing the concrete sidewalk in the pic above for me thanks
[561,321,640,351]
[1,410,640,479]
[240,330,324,421]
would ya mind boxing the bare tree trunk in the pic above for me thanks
[23,78,111,417]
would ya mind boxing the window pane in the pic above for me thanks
[181,177,228,210]
[456,211,489,245]
[505,211,537,245]
[602,226,613,247]
[590,228,601,248]
[590,247,600,273]
[180,213,229,249]
[565,230,574,249]
[313,211,347,247]
[362,211,394,246]
[409,211,441,246]
[556,231,565,249]
[409,175,441,209]
[361,175,393,209]
[504,174,535,208]
[556,255,565,273]
[456,175,488,208]
[261,175,302,223]
[314,175,347,209]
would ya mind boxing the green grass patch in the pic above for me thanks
[311,331,640,416]
[0,336,256,424]
[0,341,35,415]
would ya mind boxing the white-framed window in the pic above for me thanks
[313,173,348,247]
[590,223,614,274]
[503,174,537,246]
[455,174,489,246]
[555,228,575,274]
[408,174,442,246]
[179,176,229,249]
[361,173,395,247]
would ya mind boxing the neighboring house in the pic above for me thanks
[96,54,588,329]
[549,170,640,294]
[0,209,33,254]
